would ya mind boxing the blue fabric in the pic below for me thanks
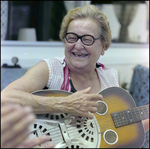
[129,65,149,148]
[1,68,28,90]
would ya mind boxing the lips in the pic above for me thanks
[72,52,88,58]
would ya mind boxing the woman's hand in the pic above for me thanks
[1,102,55,148]
[1,103,35,148]
[62,87,103,119]
[17,135,55,148]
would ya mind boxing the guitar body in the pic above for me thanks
[29,87,147,148]
[94,87,145,148]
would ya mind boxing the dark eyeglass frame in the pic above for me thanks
[65,32,103,46]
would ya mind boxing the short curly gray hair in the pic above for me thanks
[59,4,111,50]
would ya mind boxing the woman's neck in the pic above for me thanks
[69,68,101,93]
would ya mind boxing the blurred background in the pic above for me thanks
[1,1,149,43]
[1,1,149,90]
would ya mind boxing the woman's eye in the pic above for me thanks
[84,38,92,43]
[68,37,77,41]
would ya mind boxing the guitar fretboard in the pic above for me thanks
[111,104,149,128]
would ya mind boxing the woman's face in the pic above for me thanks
[64,18,105,72]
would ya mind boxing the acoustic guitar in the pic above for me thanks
[28,87,149,148]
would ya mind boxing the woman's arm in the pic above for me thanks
[1,60,103,118]
[1,60,51,112]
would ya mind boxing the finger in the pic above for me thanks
[1,103,21,116]
[42,143,55,148]
[90,101,98,107]
[89,106,98,113]
[2,128,29,148]
[79,87,91,94]
[2,106,33,130]
[19,135,52,148]
[89,94,103,101]
[83,111,94,119]
[2,114,35,147]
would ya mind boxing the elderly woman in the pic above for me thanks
[1,4,149,133]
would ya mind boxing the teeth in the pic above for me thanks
[73,53,87,57]
[76,54,82,56]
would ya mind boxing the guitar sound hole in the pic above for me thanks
[96,101,108,115]
[34,124,37,128]
[90,123,94,128]
[39,125,42,129]
[64,113,68,116]
[78,129,82,133]
[60,114,64,118]
[47,113,69,120]
[46,133,50,136]
[50,115,54,119]
[103,129,118,145]
[65,145,83,148]
[76,120,81,123]
[45,114,49,118]
[86,136,89,141]
[43,128,47,133]
[56,115,59,120]
[81,133,85,137]
[77,125,81,128]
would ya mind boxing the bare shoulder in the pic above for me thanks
[27,60,48,74]
[2,60,49,93]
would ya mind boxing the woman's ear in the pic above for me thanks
[101,49,105,55]
[101,44,106,56]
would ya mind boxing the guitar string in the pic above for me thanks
[95,105,149,127]
[33,117,112,139]
[33,107,149,137]
[31,105,149,140]
[31,112,146,145]
[31,126,65,143]
[48,120,101,143]
[32,91,148,145]
[96,105,149,125]
[32,118,99,135]
[34,92,149,129]
[31,122,98,144]
[33,113,132,138]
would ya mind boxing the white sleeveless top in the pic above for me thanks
[43,57,119,93]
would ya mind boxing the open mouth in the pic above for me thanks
[72,52,88,58]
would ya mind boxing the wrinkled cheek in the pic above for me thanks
[65,44,75,55]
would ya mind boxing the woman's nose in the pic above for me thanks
[74,39,84,49]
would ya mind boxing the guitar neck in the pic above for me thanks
[111,104,149,128]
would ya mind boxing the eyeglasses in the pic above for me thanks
[65,32,102,46]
